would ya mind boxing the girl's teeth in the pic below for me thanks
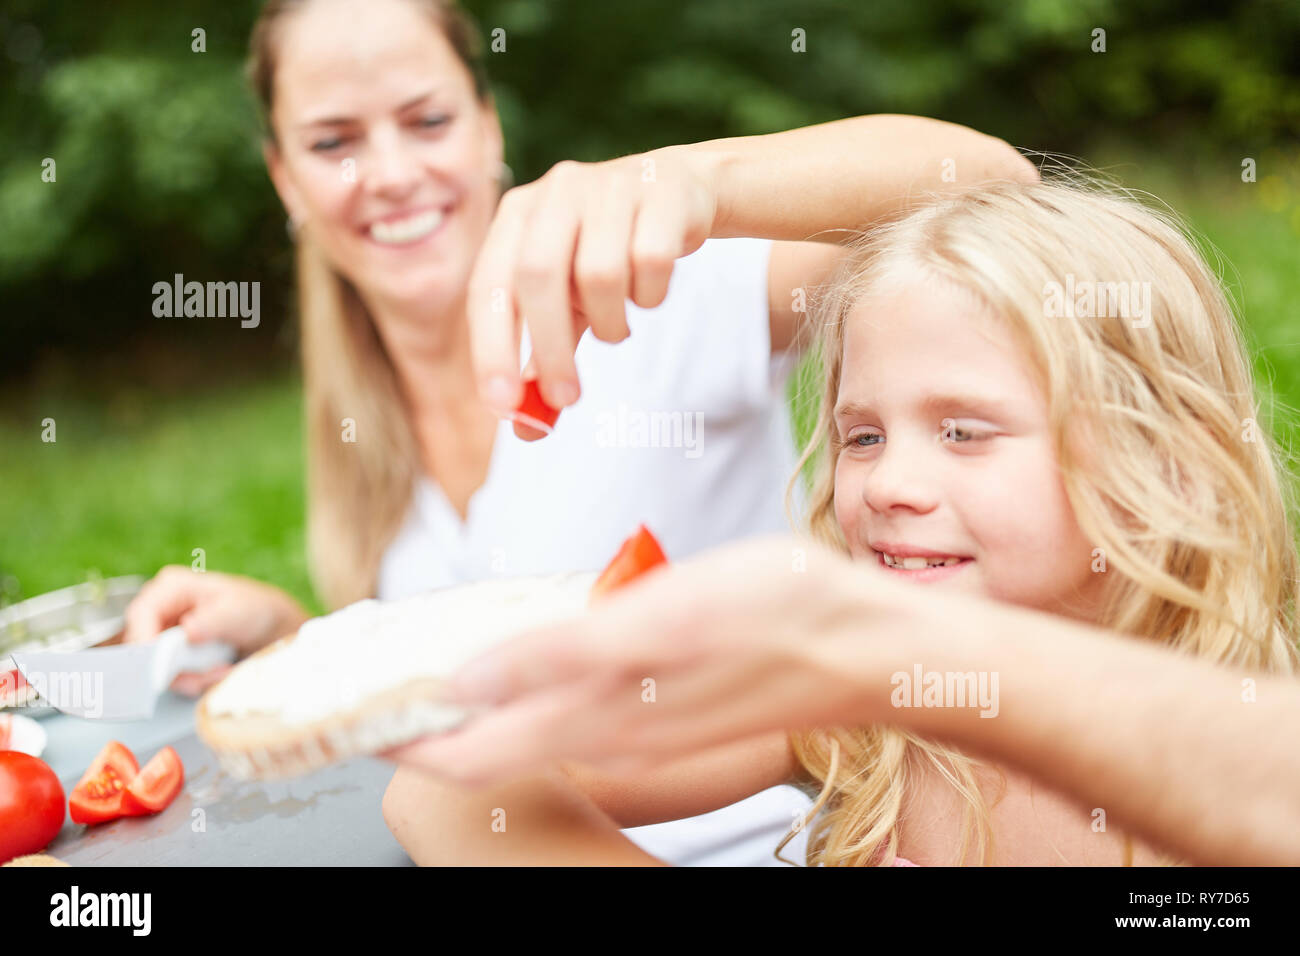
[883,553,964,569]
[369,209,445,245]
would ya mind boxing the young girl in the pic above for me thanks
[775,175,1300,865]
[382,176,1300,866]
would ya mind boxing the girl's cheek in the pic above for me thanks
[832,465,864,551]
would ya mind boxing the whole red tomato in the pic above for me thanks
[0,752,66,863]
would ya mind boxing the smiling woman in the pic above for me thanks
[247,0,505,607]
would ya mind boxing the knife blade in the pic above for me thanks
[11,627,236,720]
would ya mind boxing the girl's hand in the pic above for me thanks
[122,567,311,696]
[381,536,926,786]
[468,148,720,425]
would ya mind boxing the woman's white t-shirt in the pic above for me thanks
[378,237,813,866]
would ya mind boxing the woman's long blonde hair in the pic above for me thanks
[246,0,491,608]
[780,176,1300,866]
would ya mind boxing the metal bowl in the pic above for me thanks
[1,576,144,715]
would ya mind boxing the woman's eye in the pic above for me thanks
[416,114,450,130]
[310,137,345,153]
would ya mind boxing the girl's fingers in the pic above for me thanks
[513,172,583,409]
[468,187,532,413]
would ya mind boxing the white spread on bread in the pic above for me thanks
[205,571,598,726]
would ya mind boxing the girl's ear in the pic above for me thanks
[264,139,307,225]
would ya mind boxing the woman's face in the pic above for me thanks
[264,0,502,316]
[832,270,1105,621]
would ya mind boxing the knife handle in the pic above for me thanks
[159,626,238,674]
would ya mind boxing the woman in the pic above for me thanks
[124,0,1035,865]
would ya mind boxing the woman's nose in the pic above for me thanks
[861,437,940,514]
[363,127,422,198]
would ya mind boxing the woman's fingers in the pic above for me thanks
[574,174,634,343]
[468,186,532,413]
[514,166,584,409]
[627,188,684,309]
[122,566,202,644]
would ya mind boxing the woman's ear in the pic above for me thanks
[263,138,307,226]
[480,95,505,172]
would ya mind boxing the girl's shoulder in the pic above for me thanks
[899,757,1167,866]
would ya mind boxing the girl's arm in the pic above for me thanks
[381,732,798,865]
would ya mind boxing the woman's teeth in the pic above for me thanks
[881,553,965,569]
[368,209,445,245]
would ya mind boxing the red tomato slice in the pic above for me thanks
[589,524,669,602]
[119,746,184,817]
[513,379,561,431]
[0,751,65,863]
[68,740,139,825]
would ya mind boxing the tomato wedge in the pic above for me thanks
[119,746,184,817]
[513,379,561,431]
[589,524,669,602]
[68,741,138,825]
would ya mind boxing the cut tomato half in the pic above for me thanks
[119,746,184,817]
[512,379,561,432]
[68,740,139,825]
[589,524,669,602]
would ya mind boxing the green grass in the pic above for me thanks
[0,376,319,613]
[4,159,1298,611]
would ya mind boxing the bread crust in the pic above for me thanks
[196,634,467,780]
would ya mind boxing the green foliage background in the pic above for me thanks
[1,0,1298,609]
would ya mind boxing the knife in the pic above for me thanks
[11,627,236,720]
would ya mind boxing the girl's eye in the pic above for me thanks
[939,419,992,443]
[840,430,882,451]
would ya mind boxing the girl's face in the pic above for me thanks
[264,0,503,316]
[833,271,1105,621]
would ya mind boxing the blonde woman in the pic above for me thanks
[123,0,1036,865]
[382,178,1300,865]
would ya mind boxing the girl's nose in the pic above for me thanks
[861,437,941,515]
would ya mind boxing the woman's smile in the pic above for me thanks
[363,204,453,247]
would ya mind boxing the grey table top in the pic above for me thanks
[37,693,413,866]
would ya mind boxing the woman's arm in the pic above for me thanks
[688,114,1037,244]
[895,592,1300,866]
[387,536,1300,866]
[469,115,1036,412]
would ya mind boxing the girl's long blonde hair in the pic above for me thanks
[780,176,1300,866]
[246,0,492,608]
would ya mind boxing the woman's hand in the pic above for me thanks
[381,536,930,786]
[122,567,311,696]
[468,148,720,424]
